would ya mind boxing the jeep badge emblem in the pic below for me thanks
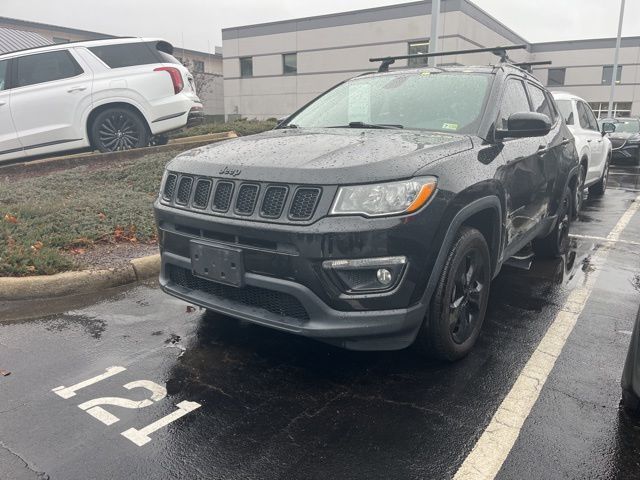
[219,166,242,177]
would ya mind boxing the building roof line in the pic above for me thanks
[221,0,527,45]
[0,16,221,57]
[531,35,640,52]
[0,16,115,39]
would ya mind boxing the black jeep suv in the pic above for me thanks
[154,61,579,361]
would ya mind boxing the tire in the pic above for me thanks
[533,185,572,258]
[413,226,491,361]
[90,107,149,153]
[149,134,169,147]
[588,156,610,197]
[622,389,640,417]
[573,162,585,219]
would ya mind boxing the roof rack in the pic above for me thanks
[512,61,552,73]
[370,44,528,72]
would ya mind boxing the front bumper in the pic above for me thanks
[154,199,446,350]
[611,142,640,161]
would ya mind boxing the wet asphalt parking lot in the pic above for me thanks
[1,164,640,480]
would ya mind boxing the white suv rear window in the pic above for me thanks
[89,42,161,68]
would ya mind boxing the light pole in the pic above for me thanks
[428,0,441,67]
[607,0,625,118]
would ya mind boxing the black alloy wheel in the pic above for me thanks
[91,108,149,153]
[589,157,609,196]
[448,249,487,345]
[413,226,491,361]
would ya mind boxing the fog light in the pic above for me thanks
[322,256,407,293]
[376,268,393,286]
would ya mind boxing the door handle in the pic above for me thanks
[586,139,592,142]
[67,86,87,93]
[537,145,549,155]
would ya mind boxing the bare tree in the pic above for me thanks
[180,58,217,95]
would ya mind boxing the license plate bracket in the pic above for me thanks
[190,241,244,287]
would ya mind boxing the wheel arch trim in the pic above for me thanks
[85,101,151,147]
[419,196,503,306]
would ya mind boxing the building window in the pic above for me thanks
[193,60,205,73]
[408,41,429,67]
[589,102,632,119]
[240,57,253,78]
[53,37,70,44]
[602,65,622,85]
[283,53,297,75]
[547,68,565,86]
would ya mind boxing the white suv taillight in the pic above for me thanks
[154,67,184,94]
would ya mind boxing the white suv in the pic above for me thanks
[0,38,202,163]
[552,92,612,213]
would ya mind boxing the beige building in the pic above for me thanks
[0,16,225,119]
[222,0,640,120]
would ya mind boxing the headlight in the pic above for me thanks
[330,177,437,217]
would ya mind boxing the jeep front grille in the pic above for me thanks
[175,176,193,205]
[212,181,234,212]
[289,188,321,220]
[163,174,178,201]
[235,184,259,215]
[192,179,212,209]
[161,172,324,223]
[261,186,288,218]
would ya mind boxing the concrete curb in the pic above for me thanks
[0,131,237,177]
[0,254,160,301]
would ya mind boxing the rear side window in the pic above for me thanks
[527,84,553,119]
[0,60,7,91]
[577,101,598,131]
[498,78,530,130]
[556,100,574,125]
[89,42,161,68]
[15,50,83,88]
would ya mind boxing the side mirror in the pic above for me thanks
[601,122,615,135]
[495,112,551,140]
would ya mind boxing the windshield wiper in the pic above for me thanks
[328,122,404,130]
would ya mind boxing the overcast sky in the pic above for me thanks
[2,0,638,52]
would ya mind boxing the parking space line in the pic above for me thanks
[453,194,640,480]
[570,233,640,247]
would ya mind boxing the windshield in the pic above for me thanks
[285,71,492,134]
[612,119,640,133]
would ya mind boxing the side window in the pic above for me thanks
[498,78,530,130]
[0,60,7,91]
[240,57,253,78]
[89,42,160,68]
[545,92,559,123]
[527,84,553,119]
[576,101,598,131]
[583,103,599,131]
[555,100,574,126]
[15,50,83,88]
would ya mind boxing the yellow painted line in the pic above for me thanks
[454,194,640,480]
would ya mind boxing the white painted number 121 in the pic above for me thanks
[52,366,201,446]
